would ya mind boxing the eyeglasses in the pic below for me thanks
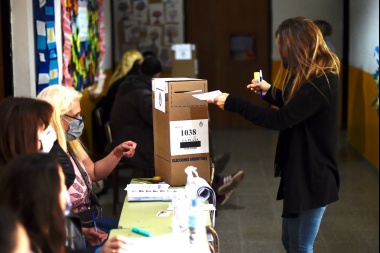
[61,114,84,126]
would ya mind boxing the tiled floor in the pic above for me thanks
[99,129,379,253]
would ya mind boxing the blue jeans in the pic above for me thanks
[96,216,119,234]
[282,206,326,253]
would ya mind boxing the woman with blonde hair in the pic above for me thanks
[37,85,137,247]
[209,17,340,253]
[109,50,144,86]
[102,49,144,123]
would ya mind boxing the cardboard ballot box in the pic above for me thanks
[171,44,198,78]
[152,78,210,186]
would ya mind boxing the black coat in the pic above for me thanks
[225,73,340,217]
[109,74,155,177]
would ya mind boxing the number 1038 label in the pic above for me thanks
[169,119,209,156]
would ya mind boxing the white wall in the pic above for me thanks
[11,0,36,97]
[272,0,344,60]
[103,0,112,70]
[11,0,378,96]
[350,0,379,73]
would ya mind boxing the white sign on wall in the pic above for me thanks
[169,119,209,156]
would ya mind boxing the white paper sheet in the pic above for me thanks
[192,90,222,100]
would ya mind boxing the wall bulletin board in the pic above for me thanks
[33,0,105,92]
[112,0,184,70]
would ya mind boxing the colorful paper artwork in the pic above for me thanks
[372,45,379,113]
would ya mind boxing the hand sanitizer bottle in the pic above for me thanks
[188,197,209,252]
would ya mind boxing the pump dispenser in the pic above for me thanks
[184,166,209,252]
[184,166,198,200]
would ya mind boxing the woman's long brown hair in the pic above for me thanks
[0,97,53,164]
[0,154,66,253]
[273,17,341,103]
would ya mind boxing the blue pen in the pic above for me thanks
[92,212,101,247]
[259,70,263,99]
[132,226,154,237]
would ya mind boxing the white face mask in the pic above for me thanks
[39,125,57,153]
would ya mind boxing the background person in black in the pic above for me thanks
[313,19,336,53]
[92,50,144,159]
[110,56,245,205]
[109,56,162,178]
[99,50,144,124]
[208,17,341,252]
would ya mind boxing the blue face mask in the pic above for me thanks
[62,115,84,141]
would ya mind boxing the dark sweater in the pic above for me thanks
[50,141,75,189]
[225,73,340,217]
[109,74,155,177]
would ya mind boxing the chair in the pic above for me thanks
[104,121,143,215]
[206,226,220,253]
[93,107,108,157]
[94,107,134,215]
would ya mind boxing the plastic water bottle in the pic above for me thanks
[188,198,209,252]
[172,190,189,233]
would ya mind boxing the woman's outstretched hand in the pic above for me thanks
[114,141,137,159]
[206,93,230,110]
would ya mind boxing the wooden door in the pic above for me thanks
[186,0,271,129]
[0,0,12,98]
[0,0,4,99]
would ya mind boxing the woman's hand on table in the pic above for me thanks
[101,235,129,253]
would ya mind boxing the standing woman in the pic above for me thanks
[209,17,340,253]
[37,85,137,246]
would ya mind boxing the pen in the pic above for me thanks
[254,71,263,99]
[132,226,154,237]
[92,211,101,247]
[259,70,263,99]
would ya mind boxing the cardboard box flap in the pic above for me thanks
[152,78,202,92]
[169,80,207,107]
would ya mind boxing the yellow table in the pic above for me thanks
[110,197,214,252]
[109,192,218,252]
[117,201,173,236]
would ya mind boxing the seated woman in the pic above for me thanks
[0,205,30,252]
[0,153,129,253]
[0,96,75,189]
[99,49,144,124]
[37,85,137,246]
